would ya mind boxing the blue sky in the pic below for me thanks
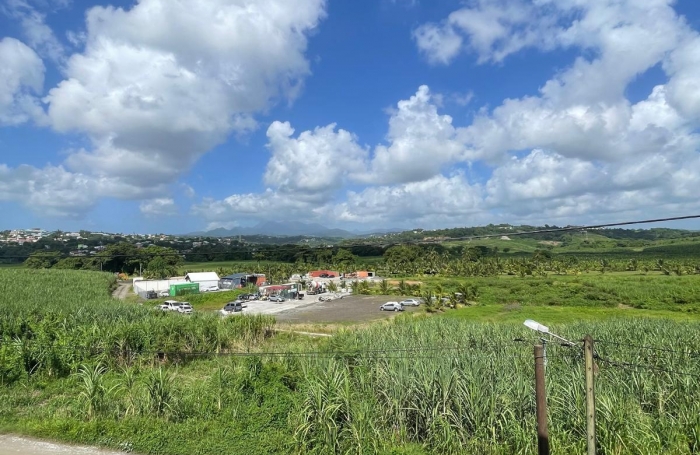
[1,0,700,234]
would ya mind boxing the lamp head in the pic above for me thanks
[524,319,549,334]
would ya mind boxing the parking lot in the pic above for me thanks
[229,294,421,323]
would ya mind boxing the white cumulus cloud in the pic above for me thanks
[140,198,178,217]
[0,37,45,126]
[335,173,483,225]
[0,0,327,216]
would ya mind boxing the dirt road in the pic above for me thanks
[0,435,129,455]
[111,282,130,300]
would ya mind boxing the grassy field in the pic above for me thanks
[362,272,700,315]
[443,232,700,256]
[1,268,700,454]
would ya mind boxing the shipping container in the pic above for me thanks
[169,283,200,296]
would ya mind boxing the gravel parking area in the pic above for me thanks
[223,294,421,323]
[274,294,421,323]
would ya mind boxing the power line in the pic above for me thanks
[3,342,531,358]
[6,213,700,262]
[595,354,700,379]
[594,339,700,357]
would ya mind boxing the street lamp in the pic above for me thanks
[524,319,575,346]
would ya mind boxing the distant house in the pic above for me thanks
[185,272,220,289]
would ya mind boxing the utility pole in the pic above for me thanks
[534,344,550,455]
[584,335,596,455]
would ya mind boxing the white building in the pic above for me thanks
[185,272,220,290]
[133,277,187,297]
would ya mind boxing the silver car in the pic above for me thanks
[399,299,420,306]
[380,302,404,312]
[178,302,193,314]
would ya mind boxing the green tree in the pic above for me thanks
[333,249,357,273]
[53,257,85,270]
[143,257,178,279]
[379,279,389,294]
[24,251,61,269]
[98,242,139,273]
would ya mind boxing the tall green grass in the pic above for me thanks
[293,317,700,454]
[0,269,274,384]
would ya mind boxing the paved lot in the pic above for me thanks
[222,293,423,324]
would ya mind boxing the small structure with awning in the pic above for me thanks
[259,283,301,299]
[185,272,220,290]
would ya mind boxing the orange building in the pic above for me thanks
[345,271,375,279]
[309,270,339,278]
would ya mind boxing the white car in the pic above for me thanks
[158,290,170,297]
[203,286,219,292]
[161,300,181,311]
[400,299,420,306]
[177,302,193,314]
[380,302,404,312]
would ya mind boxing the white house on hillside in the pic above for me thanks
[185,272,220,290]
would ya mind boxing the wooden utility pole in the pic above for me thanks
[534,344,550,455]
[584,335,597,455]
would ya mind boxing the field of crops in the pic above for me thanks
[0,269,275,383]
[295,318,700,454]
[412,273,700,312]
[1,269,699,454]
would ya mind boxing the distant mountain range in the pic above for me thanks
[187,221,402,238]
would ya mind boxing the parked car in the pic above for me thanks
[161,300,182,311]
[203,286,219,292]
[220,301,243,315]
[269,295,286,303]
[400,299,420,306]
[146,290,158,300]
[178,302,193,314]
[240,293,260,301]
[380,302,404,312]
[158,290,170,297]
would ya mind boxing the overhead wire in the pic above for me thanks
[3,337,570,360]
[594,353,700,379]
[594,339,700,357]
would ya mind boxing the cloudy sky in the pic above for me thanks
[1,0,700,233]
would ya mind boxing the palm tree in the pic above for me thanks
[379,279,389,294]
[421,289,435,312]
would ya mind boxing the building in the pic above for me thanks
[219,273,266,290]
[308,270,340,278]
[259,283,301,299]
[345,271,375,279]
[133,277,187,298]
[185,272,220,290]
